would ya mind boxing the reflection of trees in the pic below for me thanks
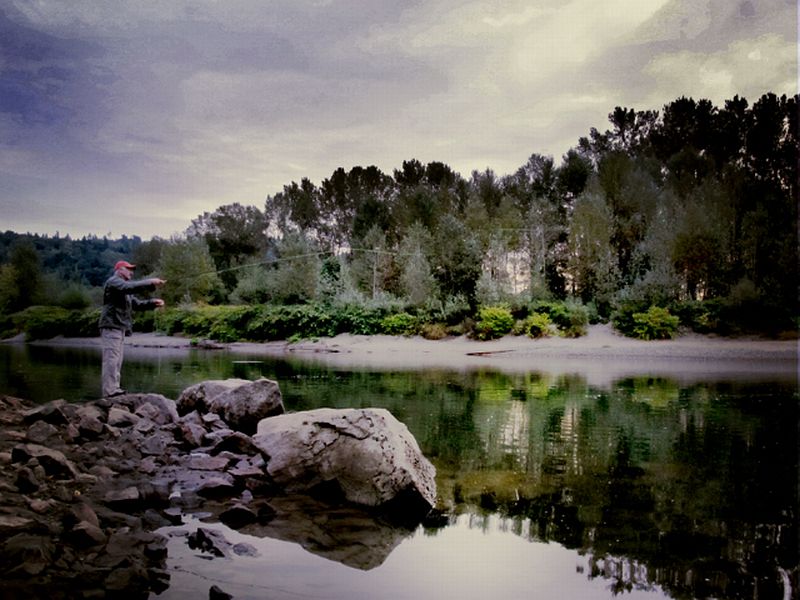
[444,376,798,600]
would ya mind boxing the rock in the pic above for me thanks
[207,378,285,434]
[11,443,79,479]
[2,533,55,576]
[104,486,140,510]
[26,420,60,444]
[177,379,249,415]
[209,584,234,599]
[187,453,231,471]
[15,466,41,493]
[0,515,36,533]
[219,504,257,529]
[108,406,140,428]
[21,400,69,426]
[187,527,231,557]
[209,431,260,456]
[252,408,437,515]
[68,521,108,547]
[116,393,179,425]
[178,378,285,434]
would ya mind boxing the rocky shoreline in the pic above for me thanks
[0,379,436,599]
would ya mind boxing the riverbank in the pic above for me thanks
[21,324,799,386]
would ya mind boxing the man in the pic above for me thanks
[99,260,166,397]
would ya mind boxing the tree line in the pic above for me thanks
[1,92,797,337]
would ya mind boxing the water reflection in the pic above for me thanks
[0,344,796,599]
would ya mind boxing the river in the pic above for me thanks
[0,342,796,599]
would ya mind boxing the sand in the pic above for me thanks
[26,324,798,387]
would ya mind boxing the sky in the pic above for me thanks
[0,0,796,240]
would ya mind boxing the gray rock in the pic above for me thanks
[68,521,108,547]
[187,527,231,557]
[252,408,436,512]
[21,399,69,426]
[26,420,60,444]
[116,393,179,425]
[178,378,285,434]
[108,406,140,428]
[11,443,79,479]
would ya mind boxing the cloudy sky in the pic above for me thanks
[1,0,796,239]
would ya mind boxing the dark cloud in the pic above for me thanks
[0,9,110,127]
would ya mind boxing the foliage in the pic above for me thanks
[1,93,797,337]
[529,300,590,337]
[630,306,680,340]
[8,306,101,340]
[380,312,418,336]
[515,312,553,338]
[473,305,515,340]
[158,237,224,304]
[419,322,448,340]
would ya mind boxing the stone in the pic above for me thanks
[117,393,179,425]
[252,408,436,514]
[219,504,257,529]
[209,584,234,599]
[21,400,69,426]
[26,420,60,444]
[187,527,232,557]
[69,521,108,547]
[104,486,140,509]
[11,443,79,479]
[188,453,230,471]
[207,378,285,434]
[177,379,249,415]
[108,406,139,428]
[178,378,285,434]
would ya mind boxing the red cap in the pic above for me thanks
[114,260,136,270]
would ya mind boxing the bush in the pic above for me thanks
[380,313,418,336]
[420,322,448,340]
[529,300,589,337]
[516,312,553,338]
[631,306,679,340]
[473,305,514,340]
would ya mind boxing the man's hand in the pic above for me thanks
[153,299,165,308]
[151,278,167,287]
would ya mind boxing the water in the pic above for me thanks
[0,343,797,599]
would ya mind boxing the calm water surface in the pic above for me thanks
[0,343,797,600]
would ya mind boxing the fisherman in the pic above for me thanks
[98,260,166,398]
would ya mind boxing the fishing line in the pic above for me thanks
[165,247,412,283]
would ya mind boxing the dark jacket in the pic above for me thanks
[98,274,160,334]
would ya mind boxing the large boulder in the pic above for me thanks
[177,379,284,434]
[252,408,436,517]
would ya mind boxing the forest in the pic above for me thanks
[1,92,797,341]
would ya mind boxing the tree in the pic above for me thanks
[397,222,437,307]
[187,203,268,291]
[431,214,482,308]
[349,225,394,299]
[2,240,43,311]
[157,238,224,304]
[262,232,322,304]
[566,191,618,310]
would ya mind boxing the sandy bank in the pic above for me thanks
[19,324,799,387]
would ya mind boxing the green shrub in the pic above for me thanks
[631,306,679,340]
[529,300,589,337]
[517,312,553,338]
[12,306,71,340]
[473,305,514,340]
[420,322,448,340]
[380,313,418,336]
[58,284,92,310]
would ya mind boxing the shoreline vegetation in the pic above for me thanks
[10,324,798,386]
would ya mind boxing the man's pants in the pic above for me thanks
[100,328,125,397]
